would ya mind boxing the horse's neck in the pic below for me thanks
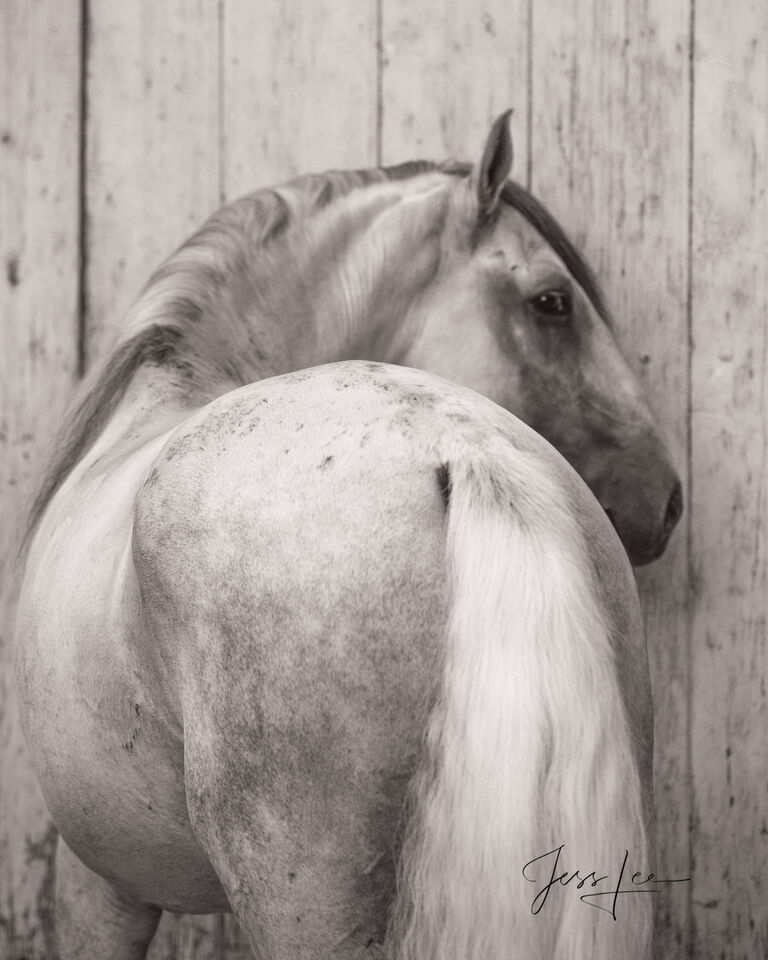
[295,173,452,363]
[124,172,453,396]
[89,172,454,469]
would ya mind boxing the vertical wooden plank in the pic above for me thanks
[86,2,226,956]
[690,2,768,956]
[529,2,692,954]
[222,0,378,199]
[220,1,379,952]
[0,0,81,956]
[380,0,530,172]
[85,0,221,366]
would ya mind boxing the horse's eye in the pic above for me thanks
[530,290,572,321]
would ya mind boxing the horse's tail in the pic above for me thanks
[389,450,652,960]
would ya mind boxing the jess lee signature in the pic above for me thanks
[522,844,690,920]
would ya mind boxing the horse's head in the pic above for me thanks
[400,112,682,565]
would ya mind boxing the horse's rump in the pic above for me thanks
[133,362,652,959]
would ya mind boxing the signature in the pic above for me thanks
[522,844,690,921]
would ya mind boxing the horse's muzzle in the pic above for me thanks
[594,440,683,566]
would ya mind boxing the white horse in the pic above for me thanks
[16,113,680,959]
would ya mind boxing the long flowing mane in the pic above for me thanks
[23,161,607,547]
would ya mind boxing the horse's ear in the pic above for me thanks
[472,109,514,220]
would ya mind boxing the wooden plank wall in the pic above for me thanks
[1,2,81,958]
[1,1,765,956]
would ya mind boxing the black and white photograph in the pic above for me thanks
[1,1,765,957]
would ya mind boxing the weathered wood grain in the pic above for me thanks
[690,2,768,956]
[379,0,530,171]
[222,0,378,200]
[528,2,693,954]
[0,1,81,957]
[85,0,221,366]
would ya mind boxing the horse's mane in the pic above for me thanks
[23,160,606,549]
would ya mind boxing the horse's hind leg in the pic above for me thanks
[175,512,445,959]
[184,725,399,960]
[55,836,161,960]
[186,773,393,960]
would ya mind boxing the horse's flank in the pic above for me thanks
[23,161,606,549]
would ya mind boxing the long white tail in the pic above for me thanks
[389,450,651,960]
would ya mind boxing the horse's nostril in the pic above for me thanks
[664,481,683,534]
